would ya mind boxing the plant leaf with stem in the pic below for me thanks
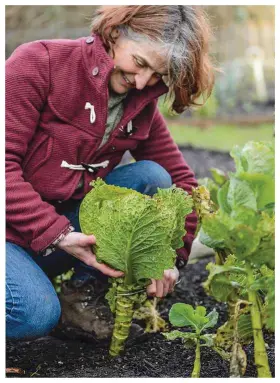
[79,180,192,285]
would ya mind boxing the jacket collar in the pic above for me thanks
[81,34,169,105]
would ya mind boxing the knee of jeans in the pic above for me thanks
[138,160,172,189]
[6,288,61,340]
[27,294,61,339]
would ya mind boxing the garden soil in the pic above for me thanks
[6,146,275,378]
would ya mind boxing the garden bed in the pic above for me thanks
[6,146,274,378]
[6,257,275,378]
[120,144,236,180]
[179,144,235,179]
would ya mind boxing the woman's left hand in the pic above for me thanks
[146,266,179,298]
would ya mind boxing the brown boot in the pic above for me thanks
[53,278,146,346]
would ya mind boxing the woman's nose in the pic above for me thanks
[135,69,157,90]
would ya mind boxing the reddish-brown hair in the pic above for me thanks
[91,5,216,114]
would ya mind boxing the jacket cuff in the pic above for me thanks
[176,233,195,269]
[41,224,75,256]
[30,215,72,253]
[176,247,188,269]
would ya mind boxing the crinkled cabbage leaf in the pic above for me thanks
[79,179,193,285]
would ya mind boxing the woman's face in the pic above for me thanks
[108,35,168,94]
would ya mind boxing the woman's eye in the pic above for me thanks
[133,57,144,67]
[154,73,163,79]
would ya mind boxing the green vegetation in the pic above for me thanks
[168,123,274,152]
[197,168,228,208]
[192,92,219,119]
[133,297,168,333]
[52,269,74,293]
[163,303,219,378]
[79,179,193,356]
[194,141,275,377]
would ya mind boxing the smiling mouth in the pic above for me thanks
[122,71,134,87]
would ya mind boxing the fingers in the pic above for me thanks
[163,270,171,295]
[59,232,123,278]
[146,279,166,298]
[147,279,157,296]
[164,269,177,292]
[78,233,96,246]
[156,280,164,298]
[163,278,170,296]
[84,235,123,277]
[92,259,124,278]
[82,252,124,278]
[147,268,179,298]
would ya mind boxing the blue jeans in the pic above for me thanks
[6,160,172,340]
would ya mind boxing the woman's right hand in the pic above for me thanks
[57,232,124,278]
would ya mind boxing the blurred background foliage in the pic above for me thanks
[6,5,275,151]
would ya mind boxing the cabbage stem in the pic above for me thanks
[109,282,144,357]
[246,264,272,378]
[191,338,201,378]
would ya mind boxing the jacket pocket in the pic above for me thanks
[114,123,150,151]
[22,130,53,178]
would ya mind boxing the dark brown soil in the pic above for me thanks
[179,144,235,179]
[6,257,275,378]
[120,144,236,180]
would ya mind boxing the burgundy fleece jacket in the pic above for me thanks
[5,34,198,267]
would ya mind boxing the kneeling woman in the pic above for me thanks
[6,5,215,341]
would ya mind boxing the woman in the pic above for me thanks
[6,5,215,341]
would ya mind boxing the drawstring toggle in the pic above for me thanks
[61,160,109,173]
[85,102,96,124]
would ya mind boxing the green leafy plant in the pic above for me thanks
[133,297,168,333]
[163,303,219,378]
[79,179,193,356]
[52,269,74,293]
[194,141,275,377]
[198,167,228,207]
